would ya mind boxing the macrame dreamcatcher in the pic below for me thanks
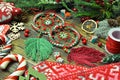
[48,23,81,48]
[32,12,64,34]
[32,12,81,49]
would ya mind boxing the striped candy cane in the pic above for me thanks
[0,35,12,59]
[0,24,12,58]
[53,52,64,63]
[0,54,27,80]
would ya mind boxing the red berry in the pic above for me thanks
[82,38,86,41]
[100,2,104,6]
[81,17,85,22]
[56,0,61,3]
[24,33,29,37]
[95,0,100,4]
[38,26,41,28]
[98,42,102,47]
[109,0,113,4]
[82,39,87,45]
[25,29,30,33]
[86,0,90,2]
[85,16,90,20]
[96,20,99,24]
[43,28,46,31]
[72,8,77,12]
[36,22,40,25]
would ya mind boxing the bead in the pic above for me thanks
[24,33,29,37]
[82,39,87,45]
[25,29,30,33]
[98,42,102,47]
[89,35,98,43]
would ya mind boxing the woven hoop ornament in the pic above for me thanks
[0,54,27,80]
[32,12,64,34]
[105,28,120,54]
[0,35,12,59]
[48,23,81,48]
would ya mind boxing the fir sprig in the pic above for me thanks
[102,54,120,64]
[62,0,118,20]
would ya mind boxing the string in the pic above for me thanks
[106,36,120,54]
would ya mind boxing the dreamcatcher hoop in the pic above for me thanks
[32,12,64,34]
[48,23,81,48]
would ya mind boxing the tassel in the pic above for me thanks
[67,47,105,67]
[25,38,53,62]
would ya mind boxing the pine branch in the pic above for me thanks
[74,0,102,9]
[73,11,100,18]
[61,1,74,12]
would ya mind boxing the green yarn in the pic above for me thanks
[25,38,53,62]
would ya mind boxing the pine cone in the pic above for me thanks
[107,19,119,27]
[116,16,120,26]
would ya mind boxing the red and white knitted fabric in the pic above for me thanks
[25,61,120,80]
[78,62,120,80]
[0,2,21,24]
[25,61,88,80]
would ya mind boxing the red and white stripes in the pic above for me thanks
[0,35,12,59]
[0,54,27,80]
[0,24,12,59]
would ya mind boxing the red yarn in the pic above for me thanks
[67,47,105,67]
[106,36,120,54]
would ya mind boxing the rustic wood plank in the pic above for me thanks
[0,14,108,79]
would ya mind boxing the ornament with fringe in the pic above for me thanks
[25,38,53,62]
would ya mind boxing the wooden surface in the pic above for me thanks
[0,14,107,79]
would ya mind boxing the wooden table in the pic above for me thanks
[0,14,107,79]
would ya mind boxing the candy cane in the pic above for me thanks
[53,52,64,63]
[0,54,27,80]
[0,35,12,59]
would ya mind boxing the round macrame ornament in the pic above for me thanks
[48,23,81,48]
[32,12,64,34]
